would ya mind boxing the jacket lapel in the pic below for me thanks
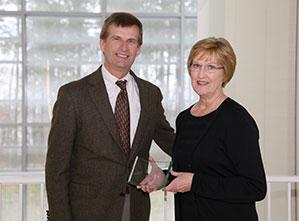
[86,68,152,158]
[87,67,122,148]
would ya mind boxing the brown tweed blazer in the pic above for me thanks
[45,66,175,221]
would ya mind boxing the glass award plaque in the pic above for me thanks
[127,156,149,186]
[158,160,173,189]
[128,156,172,189]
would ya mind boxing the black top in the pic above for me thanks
[172,98,267,221]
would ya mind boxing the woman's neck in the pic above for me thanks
[191,93,227,117]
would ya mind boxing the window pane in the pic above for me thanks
[0,126,22,170]
[134,18,180,123]
[0,0,21,11]
[27,126,49,170]
[0,17,22,124]
[27,17,101,123]
[0,17,22,61]
[26,184,45,221]
[184,0,197,15]
[184,19,197,59]
[26,0,101,12]
[0,65,22,124]
[107,0,180,13]
[1,185,19,221]
[182,18,198,109]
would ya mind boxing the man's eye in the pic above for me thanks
[112,36,121,41]
[127,39,138,45]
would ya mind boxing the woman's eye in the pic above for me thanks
[207,65,216,70]
[192,64,201,69]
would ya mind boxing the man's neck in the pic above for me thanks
[103,64,129,79]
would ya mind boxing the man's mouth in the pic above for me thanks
[116,53,129,59]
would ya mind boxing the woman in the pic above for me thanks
[164,37,267,221]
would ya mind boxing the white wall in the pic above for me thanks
[197,0,297,220]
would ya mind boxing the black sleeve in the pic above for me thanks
[191,109,267,203]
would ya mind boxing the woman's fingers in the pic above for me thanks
[164,172,194,193]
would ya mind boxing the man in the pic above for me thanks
[45,12,175,221]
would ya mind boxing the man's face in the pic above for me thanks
[100,24,141,78]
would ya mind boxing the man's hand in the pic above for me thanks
[137,156,165,193]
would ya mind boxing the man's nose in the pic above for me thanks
[119,41,129,50]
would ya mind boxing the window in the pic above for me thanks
[0,0,197,220]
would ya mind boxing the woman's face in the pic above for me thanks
[189,54,225,98]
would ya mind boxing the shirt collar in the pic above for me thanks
[101,65,133,86]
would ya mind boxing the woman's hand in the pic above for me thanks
[164,171,194,193]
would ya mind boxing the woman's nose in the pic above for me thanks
[197,68,206,77]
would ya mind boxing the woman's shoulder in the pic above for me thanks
[221,97,258,129]
[177,105,193,118]
[222,98,251,117]
[175,105,194,126]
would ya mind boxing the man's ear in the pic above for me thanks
[136,46,141,56]
[99,38,105,51]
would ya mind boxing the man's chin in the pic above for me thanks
[115,62,134,70]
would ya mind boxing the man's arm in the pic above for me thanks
[45,86,77,220]
[153,88,175,156]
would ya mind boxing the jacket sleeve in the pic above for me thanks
[152,87,175,156]
[191,110,267,203]
[45,86,77,220]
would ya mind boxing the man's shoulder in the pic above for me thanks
[133,75,159,90]
[129,70,156,86]
[59,68,100,92]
